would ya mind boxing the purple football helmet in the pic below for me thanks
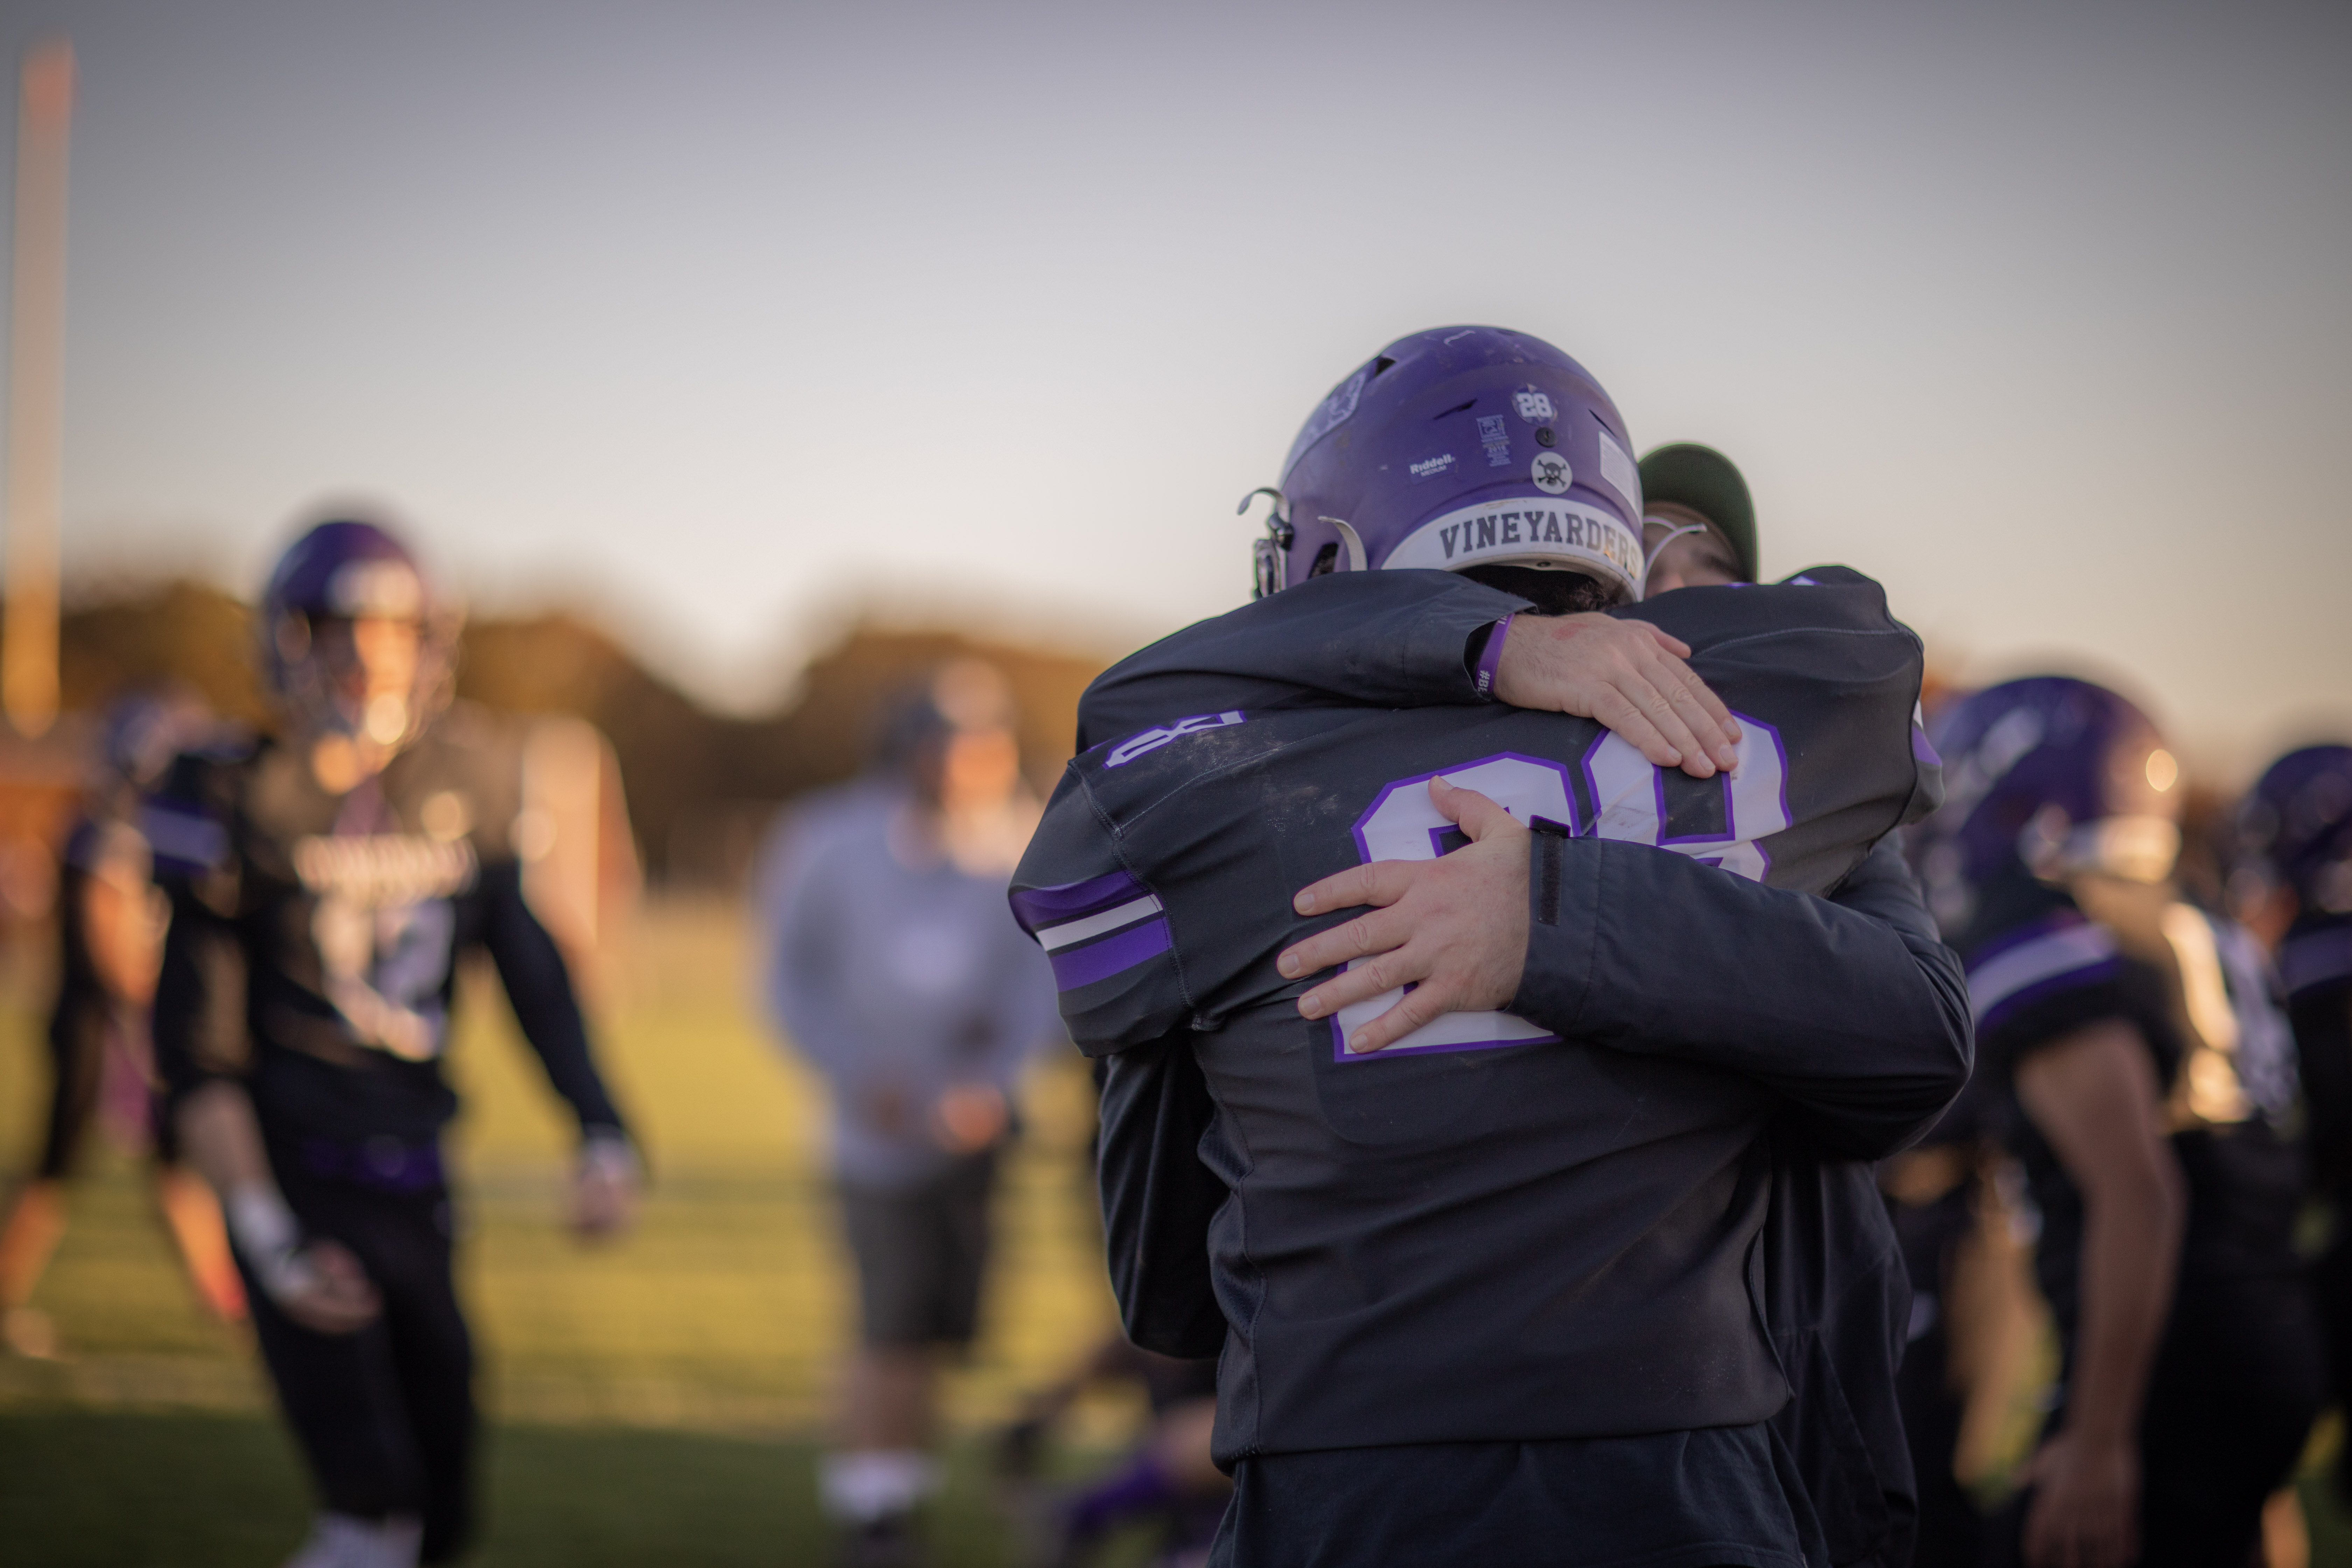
[1914,676,2182,926]
[1249,327,1645,602]
[258,517,459,752]
[2238,745,2352,915]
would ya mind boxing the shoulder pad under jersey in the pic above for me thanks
[144,735,264,879]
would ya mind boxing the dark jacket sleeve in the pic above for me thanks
[152,878,251,1113]
[148,756,252,1115]
[1095,1030,1228,1358]
[1513,833,1973,1159]
[1076,570,1526,752]
[477,858,630,1143]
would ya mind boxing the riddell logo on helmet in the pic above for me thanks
[1409,453,1458,483]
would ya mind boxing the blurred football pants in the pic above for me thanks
[239,1157,475,1565]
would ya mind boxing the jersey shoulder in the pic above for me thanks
[1018,709,1354,1051]
[146,729,265,880]
[1078,708,1303,816]
[1625,565,1906,651]
[391,701,530,860]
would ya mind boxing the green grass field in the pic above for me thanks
[0,897,1144,1563]
[0,1408,1145,1567]
[1,896,2346,1564]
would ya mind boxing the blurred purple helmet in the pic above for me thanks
[1914,676,2182,926]
[258,517,459,751]
[1248,327,1644,601]
[2238,745,2352,915]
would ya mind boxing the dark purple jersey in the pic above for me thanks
[1011,570,1969,1465]
[1950,865,2308,1353]
[148,703,626,1154]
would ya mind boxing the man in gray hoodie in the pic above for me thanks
[756,665,1060,1562]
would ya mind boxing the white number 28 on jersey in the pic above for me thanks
[1331,715,1788,1062]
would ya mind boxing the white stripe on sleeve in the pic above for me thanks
[1037,895,1166,951]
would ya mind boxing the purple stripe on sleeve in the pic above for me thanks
[1048,918,1174,991]
[1911,727,1941,765]
[1011,869,1148,933]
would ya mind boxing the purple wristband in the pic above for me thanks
[1472,614,1513,699]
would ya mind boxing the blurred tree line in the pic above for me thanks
[49,582,1111,886]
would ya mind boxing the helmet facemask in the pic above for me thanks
[259,525,460,789]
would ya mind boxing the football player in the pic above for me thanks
[2233,743,2352,1502]
[1086,378,1938,1566]
[1015,328,1971,1566]
[150,518,641,1568]
[0,690,244,1360]
[1914,679,2322,1568]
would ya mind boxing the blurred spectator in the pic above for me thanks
[754,660,1059,1566]
[0,688,242,1359]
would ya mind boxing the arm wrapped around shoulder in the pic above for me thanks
[1517,833,1973,1159]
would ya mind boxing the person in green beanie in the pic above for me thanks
[1640,441,1758,593]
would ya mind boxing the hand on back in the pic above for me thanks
[1496,614,1741,778]
[1278,779,1530,1055]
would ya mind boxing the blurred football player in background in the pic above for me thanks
[0,688,242,1360]
[2233,743,2352,1505]
[1026,328,1970,1567]
[150,518,642,1568]
[755,662,1059,1566]
[1914,678,2321,1568]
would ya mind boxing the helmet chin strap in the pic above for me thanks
[1240,488,1293,599]
[1319,518,1369,573]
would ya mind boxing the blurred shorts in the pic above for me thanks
[838,1148,999,1348]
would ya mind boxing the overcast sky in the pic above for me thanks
[1,0,2345,776]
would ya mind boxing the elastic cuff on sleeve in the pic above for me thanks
[1469,615,1513,700]
[1413,586,1530,704]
